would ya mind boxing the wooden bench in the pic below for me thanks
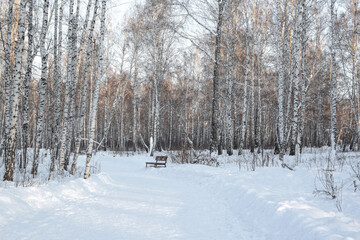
[146,156,168,168]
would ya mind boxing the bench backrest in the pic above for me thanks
[155,156,168,162]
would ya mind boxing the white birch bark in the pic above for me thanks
[49,0,61,176]
[276,1,286,163]
[32,0,50,176]
[150,75,159,156]
[210,0,225,155]
[71,0,99,175]
[295,0,308,158]
[149,21,159,157]
[49,0,65,176]
[148,1,176,156]
[1,0,14,161]
[58,0,75,173]
[250,42,256,153]
[256,60,262,154]
[84,0,107,179]
[225,22,234,156]
[77,0,92,58]
[3,0,26,181]
[238,32,250,156]
[103,78,108,151]
[64,0,81,169]
[132,48,139,151]
[317,80,324,147]
[256,17,266,154]
[329,0,337,162]
[22,0,34,169]
[290,6,301,156]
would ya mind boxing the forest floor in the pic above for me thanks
[1,149,360,239]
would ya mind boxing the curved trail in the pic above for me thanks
[0,155,259,240]
[2,154,359,240]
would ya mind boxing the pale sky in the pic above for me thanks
[108,0,139,27]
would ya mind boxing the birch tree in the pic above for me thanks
[210,0,225,155]
[64,0,81,169]
[58,0,76,173]
[2,0,14,167]
[145,0,176,156]
[289,1,301,156]
[295,0,309,157]
[238,26,250,156]
[329,0,337,162]
[49,0,61,176]
[32,0,50,176]
[275,0,288,165]
[224,1,237,156]
[49,0,65,176]
[126,11,145,152]
[71,0,99,175]
[22,0,35,169]
[84,0,107,179]
[3,0,27,181]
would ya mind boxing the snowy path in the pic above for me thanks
[1,154,360,240]
[0,155,259,240]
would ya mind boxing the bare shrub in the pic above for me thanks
[314,168,343,212]
[350,160,360,182]
[168,149,192,164]
[112,150,138,157]
[169,150,219,167]
[261,153,273,167]
[349,160,360,192]
[336,153,346,172]
[238,152,277,171]
[194,152,219,167]
[314,169,338,199]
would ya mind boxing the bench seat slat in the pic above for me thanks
[146,156,168,168]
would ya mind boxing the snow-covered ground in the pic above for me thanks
[1,150,360,240]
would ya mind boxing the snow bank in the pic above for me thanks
[158,164,360,239]
[0,152,359,239]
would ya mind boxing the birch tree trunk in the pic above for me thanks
[295,0,308,158]
[49,0,65,177]
[71,0,99,175]
[238,32,250,155]
[64,0,80,169]
[276,1,287,164]
[329,0,337,162]
[32,0,50,176]
[150,76,159,156]
[49,0,61,176]
[317,80,324,147]
[290,6,301,156]
[148,1,175,156]
[1,0,14,161]
[225,14,234,156]
[3,0,26,181]
[210,0,225,155]
[84,0,107,179]
[256,60,262,154]
[225,48,234,156]
[22,0,34,169]
[132,49,139,152]
[59,0,75,173]
[256,17,266,154]
[250,42,256,153]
